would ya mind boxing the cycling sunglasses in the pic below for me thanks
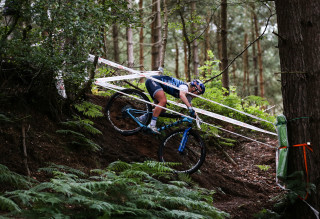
[192,84,202,94]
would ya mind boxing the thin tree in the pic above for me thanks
[251,8,258,96]
[112,23,120,63]
[173,31,180,78]
[183,40,189,81]
[151,0,162,70]
[220,0,229,94]
[203,10,211,78]
[179,1,191,81]
[243,33,249,95]
[127,0,134,68]
[253,8,264,98]
[139,0,144,71]
[191,0,199,77]
[160,0,168,68]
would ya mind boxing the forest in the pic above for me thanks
[0,0,319,218]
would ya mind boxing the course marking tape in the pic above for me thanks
[167,100,277,136]
[95,72,159,83]
[90,54,274,125]
[95,80,275,135]
[95,81,276,148]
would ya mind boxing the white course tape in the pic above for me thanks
[167,100,277,136]
[95,81,276,148]
[95,79,275,136]
[90,54,274,125]
[95,72,159,83]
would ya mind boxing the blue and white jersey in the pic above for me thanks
[151,75,188,98]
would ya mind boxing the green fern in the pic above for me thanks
[0,164,32,189]
[56,129,101,151]
[0,195,21,212]
[61,118,102,135]
[0,114,13,123]
[74,101,103,118]
[38,164,87,177]
[2,162,229,218]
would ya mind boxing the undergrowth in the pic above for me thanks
[0,162,229,218]
[56,101,103,151]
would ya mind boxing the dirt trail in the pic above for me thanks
[0,94,284,218]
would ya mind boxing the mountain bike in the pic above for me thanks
[105,89,206,174]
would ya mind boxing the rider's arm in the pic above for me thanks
[180,91,198,117]
[179,91,192,108]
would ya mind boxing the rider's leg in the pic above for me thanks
[150,90,167,127]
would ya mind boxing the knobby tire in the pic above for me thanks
[105,89,152,136]
[158,129,206,174]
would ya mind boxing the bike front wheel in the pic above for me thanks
[105,89,152,136]
[158,129,206,174]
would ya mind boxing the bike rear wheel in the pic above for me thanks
[158,129,206,174]
[105,89,152,136]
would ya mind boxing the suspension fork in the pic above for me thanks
[178,127,192,153]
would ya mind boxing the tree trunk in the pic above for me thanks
[301,1,320,216]
[179,2,191,81]
[172,30,179,78]
[151,0,161,70]
[220,0,229,94]
[183,40,189,81]
[139,0,144,71]
[275,0,320,217]
[101,27,108,58]
[191,0,199,77]
[203,10,211,78]
[251,9,258,96]
[214,14,222,71]
[253,11,264,98]
[175,42,179,78]
[243,33,249,96]
[112,24,120,63]
[160,0,168,68]
[127,0,134,68]
[232,62,236,86]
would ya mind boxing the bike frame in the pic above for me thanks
[125,108,193,152]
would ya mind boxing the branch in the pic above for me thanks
[204,13,275,84]
[22,124,31,177]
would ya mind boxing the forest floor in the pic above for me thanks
[0,94,285,218]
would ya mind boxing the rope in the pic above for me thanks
[289,117,310,122]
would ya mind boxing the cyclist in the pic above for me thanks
[138,75,205,134]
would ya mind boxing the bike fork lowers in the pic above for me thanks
[178,127,191,153]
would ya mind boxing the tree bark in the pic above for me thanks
[253,11,264,98]
[112,24,120,63]
[101,27,108,58]
[127,0,134,68]
[191,0,199,77]
[214,14,222,71]
[139,0,144,71]
[174,37,180,78]
[232,62,236,86]
[151,0,162,70]
[21,124,30,177]
[203,10,211,79]
[160,0,168,68]
[179,2,191,81]
[183,40,189,81]
[220,0,229,94]
[243,33,249,96]
[251,9,259,96]
[275,0,320,217]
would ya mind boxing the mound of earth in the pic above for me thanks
[0,94,284,218]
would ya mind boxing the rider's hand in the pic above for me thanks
[188,106,195,118]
